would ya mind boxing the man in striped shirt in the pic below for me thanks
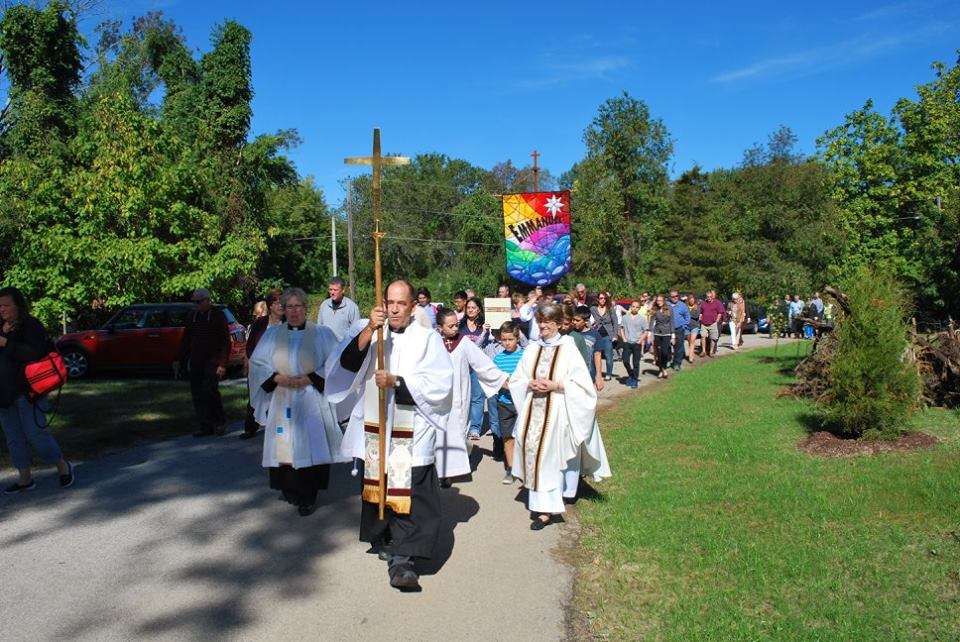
[492,321,524,485]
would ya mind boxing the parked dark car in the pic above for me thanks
[56,303,246,378]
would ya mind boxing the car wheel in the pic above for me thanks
[61,348,90,379]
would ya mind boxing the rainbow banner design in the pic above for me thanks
[502,190,572,286]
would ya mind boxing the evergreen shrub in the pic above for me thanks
[823,269,921,439]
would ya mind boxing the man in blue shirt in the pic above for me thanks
[668,290,690,370]
[317,276,360,341]
[789,295,805,338]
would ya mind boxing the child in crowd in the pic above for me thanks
[483,323,529,460]
[492,321,524,484]
[570,306,604,392]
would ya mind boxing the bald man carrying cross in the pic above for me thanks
[326,280,454,591]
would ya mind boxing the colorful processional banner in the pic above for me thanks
[501,190,572,286]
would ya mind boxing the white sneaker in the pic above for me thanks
[501,470,514,485]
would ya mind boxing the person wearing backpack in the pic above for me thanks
[0,286,74,493]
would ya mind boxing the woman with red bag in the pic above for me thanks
[0,287,73,493]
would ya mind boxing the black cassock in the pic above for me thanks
[340,332,443,560]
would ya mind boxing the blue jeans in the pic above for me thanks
[0,396,62,470]
[671,329,686,368]
[595,336,614,378]
[468,370,484,437]
[487,395,501,438]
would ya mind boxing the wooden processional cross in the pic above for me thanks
[345,128,410,519]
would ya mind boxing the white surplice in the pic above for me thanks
[509,333,610,514]
[437,337,508,478]
[325,320,453,467]
[250,323,348,469]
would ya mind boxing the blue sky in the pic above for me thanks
[93,0,958,204]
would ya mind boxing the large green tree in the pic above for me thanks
[0,5,298,325]
[818,53,960,318]
[582,92,673,287]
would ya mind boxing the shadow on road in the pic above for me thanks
[420,486,480,576]
[0,429,360,638]
[1,421,487,638]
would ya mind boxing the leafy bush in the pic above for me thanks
[822,269,921,439]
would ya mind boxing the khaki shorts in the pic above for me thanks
[700,321,720,341]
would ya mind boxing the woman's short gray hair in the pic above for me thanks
[281,287,308,308]
[535,301,564,324]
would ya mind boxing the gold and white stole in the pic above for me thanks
[360,374,416,515]
[270,324,317,465]
[519,344,562,491]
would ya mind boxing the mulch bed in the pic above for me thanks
[798,431,938,457]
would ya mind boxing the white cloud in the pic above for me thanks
[711,24,952,84]
[854,0,940,22]
[515,54,632,90]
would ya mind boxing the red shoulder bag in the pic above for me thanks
[25,351,68,400]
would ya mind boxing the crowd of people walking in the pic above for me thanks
[0,275,773,591]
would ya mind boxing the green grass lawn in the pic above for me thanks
[575,347,960,640]
[7,379,250,463]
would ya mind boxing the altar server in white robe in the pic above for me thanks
[435,309,507,484]
[509,301,610,530]
[250,288,347,516]
[325,280,454,592]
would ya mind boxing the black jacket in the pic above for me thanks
[178,308,230,368]
[0,315,50,408]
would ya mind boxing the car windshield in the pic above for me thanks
[106,308,145,330]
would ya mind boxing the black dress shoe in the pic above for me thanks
[530,515,554,531]
[297,503,317,517]
[388,564,421,591]
[367,541,393,561]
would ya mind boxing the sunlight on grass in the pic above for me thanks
[8,379,250,462]
[575,348,960,640]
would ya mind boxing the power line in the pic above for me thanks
[291,234,501,247]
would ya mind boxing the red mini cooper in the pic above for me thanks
[56,303,247,378]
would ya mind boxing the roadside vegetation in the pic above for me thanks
[0,379,249,464]
[574,347,960,640]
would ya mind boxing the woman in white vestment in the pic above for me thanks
[250,288,346,516]
[435,309,507,485]
[509,301,608,530]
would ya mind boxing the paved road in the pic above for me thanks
[0,333,787,641]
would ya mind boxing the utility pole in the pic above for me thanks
[346,183,356,300]
[331,213,338,277]
[531,149,540,192]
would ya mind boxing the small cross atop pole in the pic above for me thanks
[344,128,410,520]
[531,149,540,192]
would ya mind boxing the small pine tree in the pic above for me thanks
[823,269,921,439]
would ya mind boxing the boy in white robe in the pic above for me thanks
[435,309,507,484]
[325,280,453,591]
[249,289,347,516]
[509,302,610,530]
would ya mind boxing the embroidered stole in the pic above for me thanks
[270,324,317,465]
[361,375,416,515]
[520,344,562,491]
